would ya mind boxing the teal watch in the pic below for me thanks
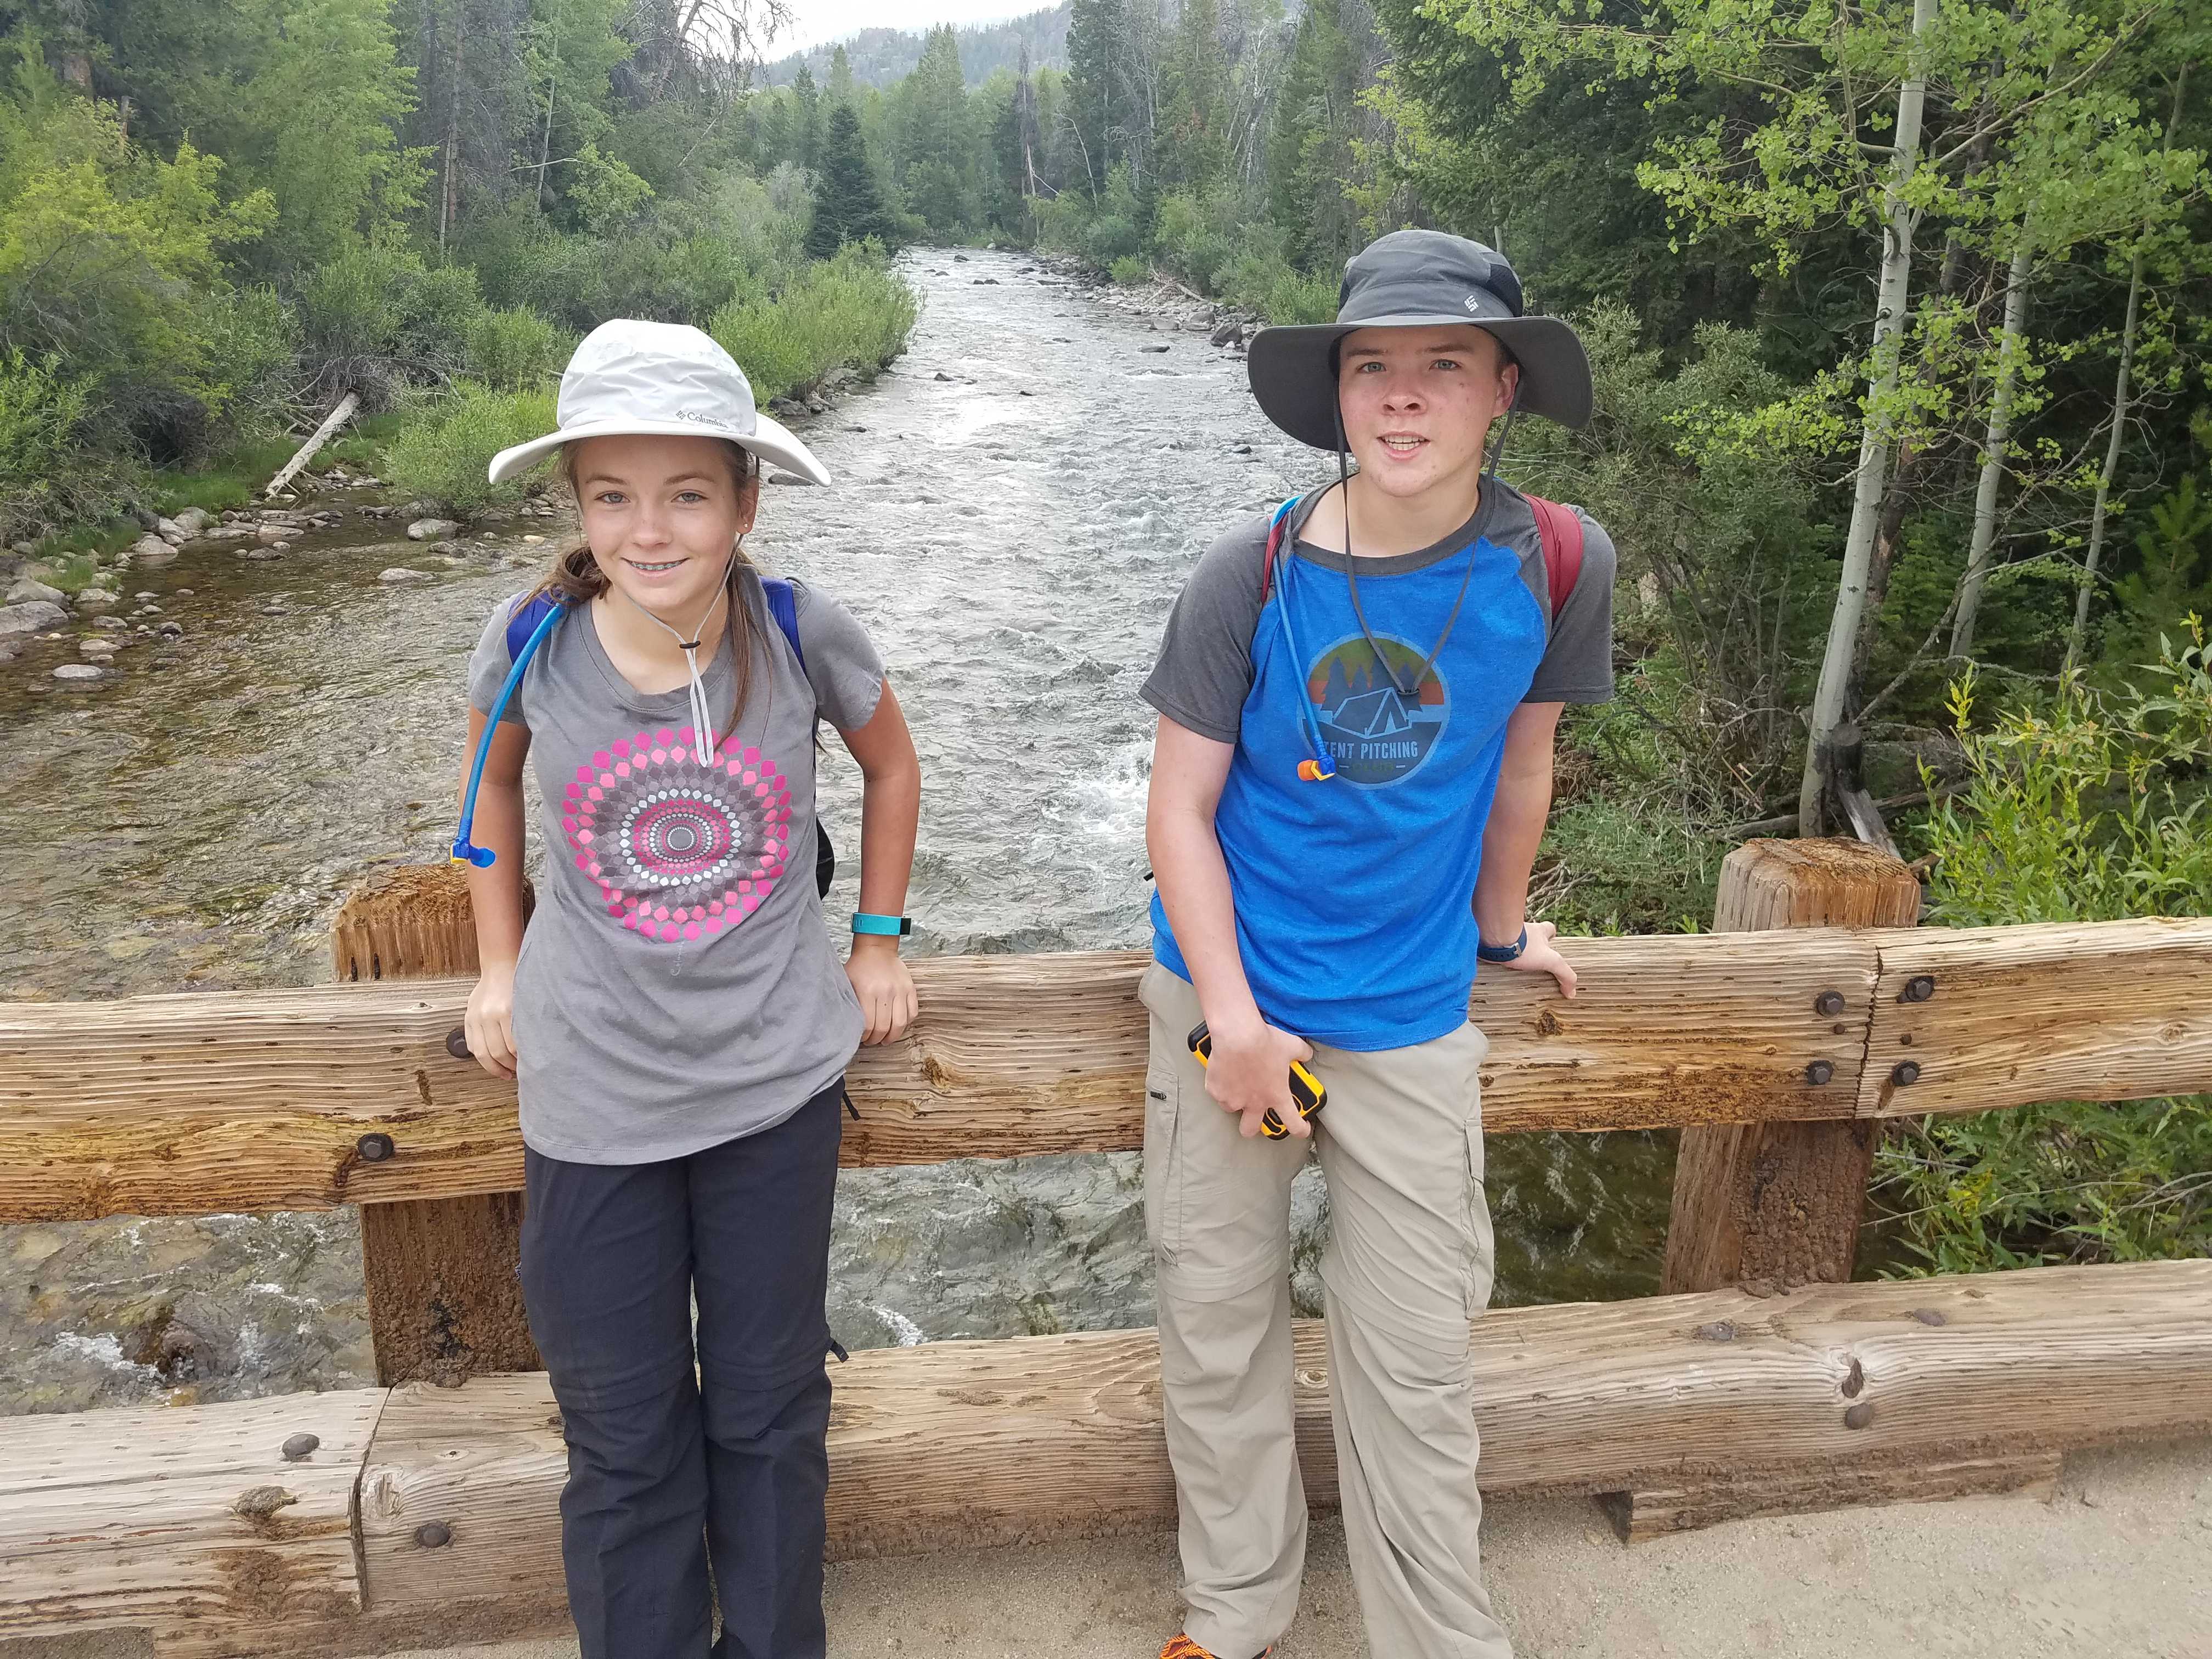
[851,912,912,938]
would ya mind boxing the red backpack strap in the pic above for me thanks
[1523,493,1585,624]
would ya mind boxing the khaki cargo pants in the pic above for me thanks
[1141,963,1511,1659]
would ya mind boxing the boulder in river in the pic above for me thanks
[5,577,65,606]
[74,589,119,614]
[0,599,67,636]
[131,534,178,566]
[172,506,211,534]
[52,663,104,681]
[379,566,433,583]
[407,518,461,541]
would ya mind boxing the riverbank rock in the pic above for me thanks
[0,599,67,636]
[130,533,178,566]
[407,517,461,541]
[6,577,64,606]
[74,590,118,614]
[52,663,104,681]
[379,566,432,583]
[172,506,211,534]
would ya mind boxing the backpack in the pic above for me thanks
[1259,488,1586,623]
[506,576,837,898]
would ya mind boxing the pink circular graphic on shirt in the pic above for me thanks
[568,737,789,945]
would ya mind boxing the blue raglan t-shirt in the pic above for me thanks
[1141,480,1616,1052]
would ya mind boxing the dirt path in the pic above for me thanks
[31,1436,2179,1659]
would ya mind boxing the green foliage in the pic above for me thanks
[385,382,558,514]
[0,352,130,540]
[1869,635,2212,1274]
[806,101,895,259]
[295,245,483,407]
[465,308,571,392]
[707,245,919,403]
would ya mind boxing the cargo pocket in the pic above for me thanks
[1143,1055,1186,1269]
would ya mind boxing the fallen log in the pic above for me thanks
[263,392,360,500]
[5,1260,2208,1656]
[4,919,2209,1224]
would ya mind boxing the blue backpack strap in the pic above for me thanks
[761,577,805,673]
[503,592,565,661]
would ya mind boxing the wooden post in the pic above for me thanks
[1660,838,1921,1293]
[335,864,542,1385]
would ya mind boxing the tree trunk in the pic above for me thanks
[1797,0,1939,838]
[439,0,464,252]
[2067,67,2186,673]
[1949,232,2036,659]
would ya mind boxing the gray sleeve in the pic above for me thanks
[792,580,886,733]
[1526,507,1617,704]
[1140,516,1270,744]
[467,595,529,724]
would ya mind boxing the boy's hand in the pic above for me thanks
[465,966,518,1079]
[1201,1015,1316,1139]
[847,936,918,1045]
[1503,920,1578,998]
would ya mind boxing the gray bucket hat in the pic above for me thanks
[1247,229,1593,447]
[488,318,831,487]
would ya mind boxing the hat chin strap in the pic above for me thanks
[621,549,738,761]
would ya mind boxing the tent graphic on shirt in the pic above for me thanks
[1305,635,1448,786]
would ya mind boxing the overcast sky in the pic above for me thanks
[771,1,1032,54]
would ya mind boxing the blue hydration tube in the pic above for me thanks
[1267,499,1337,782]
[451,597,568,867]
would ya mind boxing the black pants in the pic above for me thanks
[519,1081,844,1659]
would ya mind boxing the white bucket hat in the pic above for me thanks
[487,318,832,487]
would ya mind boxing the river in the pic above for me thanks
[0,250,1671,1414]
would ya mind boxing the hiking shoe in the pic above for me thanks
[1159,1636,1273,1659]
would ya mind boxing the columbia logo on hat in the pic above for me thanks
[1464,295,1481,312]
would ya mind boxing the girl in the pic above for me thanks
[456,319,921,1659]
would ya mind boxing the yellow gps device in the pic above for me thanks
[1186,1022,1327,1139]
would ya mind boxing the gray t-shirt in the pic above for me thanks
[466,566,885,1164]
[1142,478,1616,744]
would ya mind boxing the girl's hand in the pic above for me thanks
[847,937,918,1045]
[466,966,519,1079]
[1201,1015,1316,1140]
[1503,920,1578,998]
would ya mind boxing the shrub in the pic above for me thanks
[1866,636,2212,1274]
[1108,255,1149,286]
[385,382,558,514]
[1215,227,1338,323]
[295,246,486,408]
[0,352,133,540]
[466,308,571,392]
[707,244,918,403]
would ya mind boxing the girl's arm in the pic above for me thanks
[461,708,533,1077]
[838,680,921,1045]
[1473,699,1577,998]
[1146,714,1313,1140]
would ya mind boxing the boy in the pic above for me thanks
[1139,229,1616,1659]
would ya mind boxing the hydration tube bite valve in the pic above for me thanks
[452,596,569,868]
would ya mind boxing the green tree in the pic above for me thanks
[1159,0,1231,192]
[1267,0,1360,264]
[805,99,891,257]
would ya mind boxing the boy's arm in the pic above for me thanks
[1146,714,1315,1139]
[1473,700,1578,998]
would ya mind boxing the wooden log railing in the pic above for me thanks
[9,1259,2211,1657]
[7,916,2211,1224]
